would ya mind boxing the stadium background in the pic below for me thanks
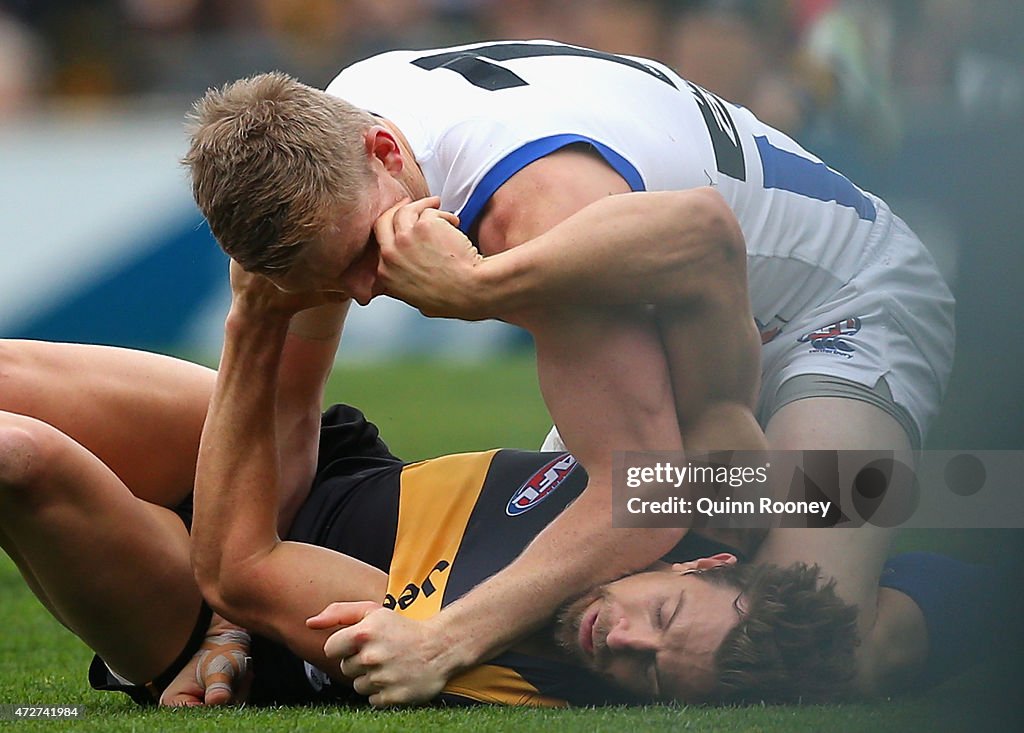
[1,1,1022,730]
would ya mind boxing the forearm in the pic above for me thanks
[192,307,292,605]
[434,310,686,670]
[280,303,348,391]
[473,187,744,316]
[275,302,350,528]
[431,491,683,671]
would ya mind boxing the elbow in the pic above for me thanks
[680,188,748,303]
[191,546,231,618]
[689,187,746,266]
[191,547,252,627]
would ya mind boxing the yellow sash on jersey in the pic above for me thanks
[386,450,498,619]
[385,449,564,707]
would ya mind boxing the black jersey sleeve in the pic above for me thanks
[316,403,401,474]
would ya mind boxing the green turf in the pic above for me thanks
[323,355,552,460]
[0,357,1020,732]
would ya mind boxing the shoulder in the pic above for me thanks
[477,145,632,252]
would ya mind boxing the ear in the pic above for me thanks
[670,560,698,573]
[671,553,738,574]
[704,552,737,569]
[364,126,404,175]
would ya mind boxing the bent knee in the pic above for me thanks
[0,415,68,505]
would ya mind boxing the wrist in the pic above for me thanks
[286,301,349,342]
[471,255,518,318]
[225,304,291,333]
[422,613,478,676]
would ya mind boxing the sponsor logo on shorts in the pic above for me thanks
[506,453,578,516]
[798,317,862,358]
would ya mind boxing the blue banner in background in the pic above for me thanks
[0,109,522,360]
[12,216,228,352]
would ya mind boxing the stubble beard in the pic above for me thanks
[553,585,607,669]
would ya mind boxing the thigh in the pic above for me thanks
[0,411,202,684]
[754,396,913,633]
[0,339,214,506]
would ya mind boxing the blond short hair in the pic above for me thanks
[183,72,377,274]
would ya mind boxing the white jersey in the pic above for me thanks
[327,40,892,336]
[328,40,954,442]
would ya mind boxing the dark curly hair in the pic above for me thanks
[705,562,860,703]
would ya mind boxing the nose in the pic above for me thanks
[344,275,375,306]
[339,255,380,306]
[604,617,658,653]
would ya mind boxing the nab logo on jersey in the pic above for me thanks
[798,317,862,357]
[507,453,578,516]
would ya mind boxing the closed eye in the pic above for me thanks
[666,588,685,630]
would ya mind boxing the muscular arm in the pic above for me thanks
[191,275,387,672]
[326,148,763,704]
[425,150,751,662]
[376,152,745,321]
[474,187,745,316]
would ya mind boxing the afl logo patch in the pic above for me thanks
[506,453,579,516]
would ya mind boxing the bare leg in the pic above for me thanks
[0,411,201,683]
[0,525,64,623]
[754,397,912,692]
[0,340,214,507]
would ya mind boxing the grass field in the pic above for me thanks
[1,356,1021,732]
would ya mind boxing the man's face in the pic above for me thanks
[555,563,742,701]
[267,171,408,305]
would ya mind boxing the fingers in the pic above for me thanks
[393,195,442,230]
[436,210,461,227]
[159,688,204,707]
[311,602,384,663]
[373,198,406,253]
[340,653,373,682]
[322,624,370,661]
[203,682,233,707]
[376,196,458,247]
[193,629,251,707]
[346,671,409,707]
[306,600,381,630]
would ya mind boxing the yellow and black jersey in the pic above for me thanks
[249,404,734,707]
[90,404,739,707]
[252,404,633,706]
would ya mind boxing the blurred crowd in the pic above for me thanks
[2,0,1022,152]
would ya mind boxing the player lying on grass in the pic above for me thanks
[0,329,995,706]
[185,46,956,703]
[0,333,855,707]
[187,261,849,707]
[190,263,995,706]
